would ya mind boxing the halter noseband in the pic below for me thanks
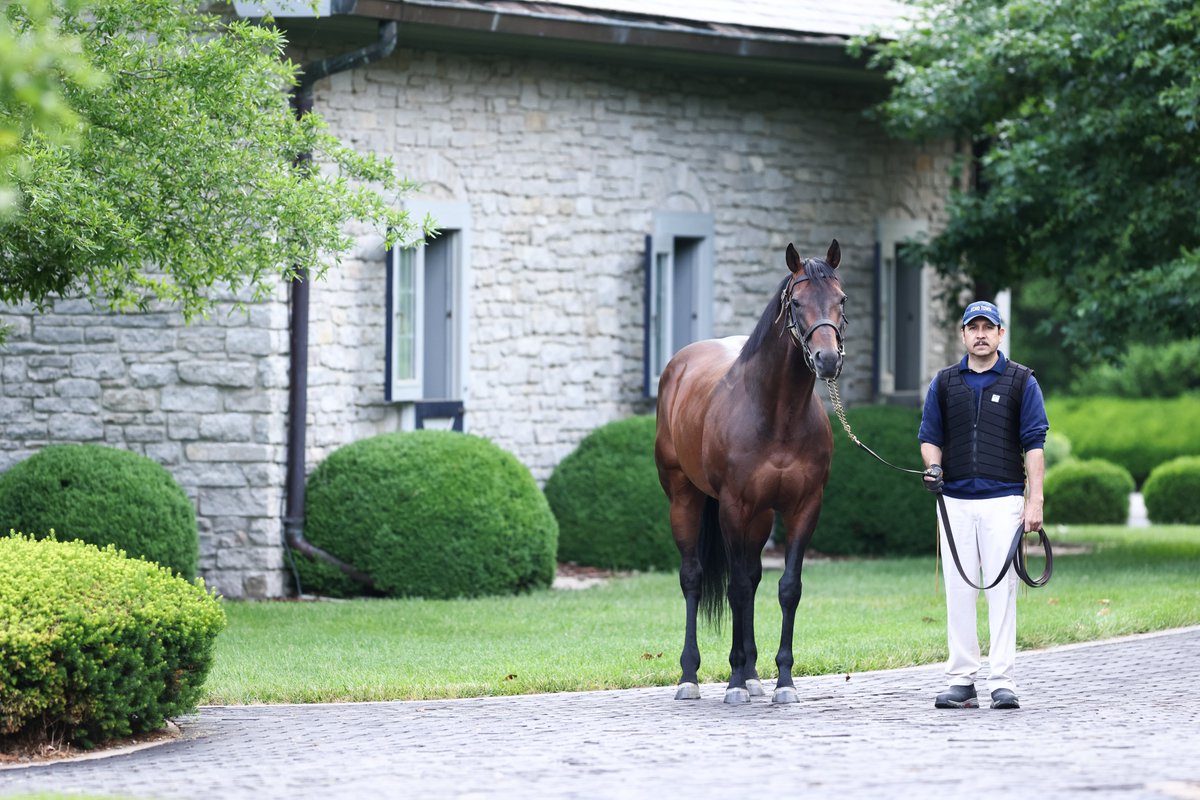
[776,268,846,372]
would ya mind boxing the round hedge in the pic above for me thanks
[0,444,198,578]
[0,535,225,750]
[1142,456,1200,524]
[1043,431,1073,471]
[1044,458,1135,524]
[296,431,557,599]
[812,405,933,556]
[544,415,675,571]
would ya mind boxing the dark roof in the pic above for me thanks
[236,0,910,80]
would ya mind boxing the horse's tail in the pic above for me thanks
[698,495,728,627]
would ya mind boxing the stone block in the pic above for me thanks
[34,397,101,415]
[49,414,104,441]
[161,385,221,413]
[185,442,274,463]
[56,378,102,398]
[103,388,156,411]
[199,487,266,517]
[177,462,249,488]
[226,329,274,356]
[143,441,184,465]
[167,413,200,439]
[119,328,178,352]
[124,425,166,443]
[130,363,178,388]
[4,420,48,439]
[32,325,84,345]
[179,361,258,388]
[0,398,30,421]
[199,413,254,442]
[71,354,127,381]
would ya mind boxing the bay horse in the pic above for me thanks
[654,240,846,704]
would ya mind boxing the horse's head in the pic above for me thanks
[781,240,847,379]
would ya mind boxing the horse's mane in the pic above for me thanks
[736,258,836,364]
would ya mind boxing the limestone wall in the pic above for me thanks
[0,45,956,597]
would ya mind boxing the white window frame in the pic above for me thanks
[876,218,929,398]
[644,210,714,396]
[386,200,471,404]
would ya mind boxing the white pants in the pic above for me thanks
[939,494,1023,693]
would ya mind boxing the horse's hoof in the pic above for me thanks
[772,686,799,704]
[746,678,766,697]
[674,682,701,700]
[723,687,752,705]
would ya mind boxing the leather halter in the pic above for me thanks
[776,267,846,373]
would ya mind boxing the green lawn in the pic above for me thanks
[204,525,1200,704]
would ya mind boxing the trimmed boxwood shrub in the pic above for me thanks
[296,431,557,599]
[1044,459,1134,524]
[1043,431,1073,471]
[1045,396,1200,486]
[0,535,225,750]
[1142,456,1200,524]
[813,405,933,556]
[545,415,675,571]
[0,444,198,578]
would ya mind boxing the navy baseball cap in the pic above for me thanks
[961,300,1003,327]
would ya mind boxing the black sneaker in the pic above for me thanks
[934,684,979,708]
[990,688,1020,709]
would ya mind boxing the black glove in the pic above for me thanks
[923,464,944,494]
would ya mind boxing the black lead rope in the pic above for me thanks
[824,379,1053,590]
[936,494,1053,590]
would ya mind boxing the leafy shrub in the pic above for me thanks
[0,535,225,750]
[1045,396,1200,486]
[544,416,675,571]
[296,431,557,599]
[1044,459,1134,524]
[1043,431,1073,470]
[0,444,198,578]
[1070,338,1200,398]
[814,405,933,556]
[1142,457,1200,524]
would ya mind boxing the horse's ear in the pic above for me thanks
[827,239,841,269]
[786,243,802,274]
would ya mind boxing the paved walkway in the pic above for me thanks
[3,626,1199,800]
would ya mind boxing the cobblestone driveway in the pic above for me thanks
[3,627,1198,800]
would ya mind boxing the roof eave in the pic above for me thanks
[245,0,886,84]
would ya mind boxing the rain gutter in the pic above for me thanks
[282,20,399,592]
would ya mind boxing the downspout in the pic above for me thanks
[283,20,398,592]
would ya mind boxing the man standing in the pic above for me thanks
[918,300,1049,710]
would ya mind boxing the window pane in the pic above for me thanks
[423,234,454,399]
[653,252,669,379]
[394,248,416,382]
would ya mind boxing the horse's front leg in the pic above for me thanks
[774,502,822,704]
[721,506,772,704]
[738,511,774,698]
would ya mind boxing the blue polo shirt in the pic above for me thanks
[918,352,1049,500]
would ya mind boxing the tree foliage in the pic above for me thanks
[0,0,99,214]
[1,0,420,320]
[866,0,1200,360]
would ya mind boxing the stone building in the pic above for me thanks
[0,0,961,598]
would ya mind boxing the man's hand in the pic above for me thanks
[923,464,944,494]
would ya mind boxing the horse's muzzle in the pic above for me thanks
[810,347,843,380]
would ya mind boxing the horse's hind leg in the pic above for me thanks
[668,484,707,700]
